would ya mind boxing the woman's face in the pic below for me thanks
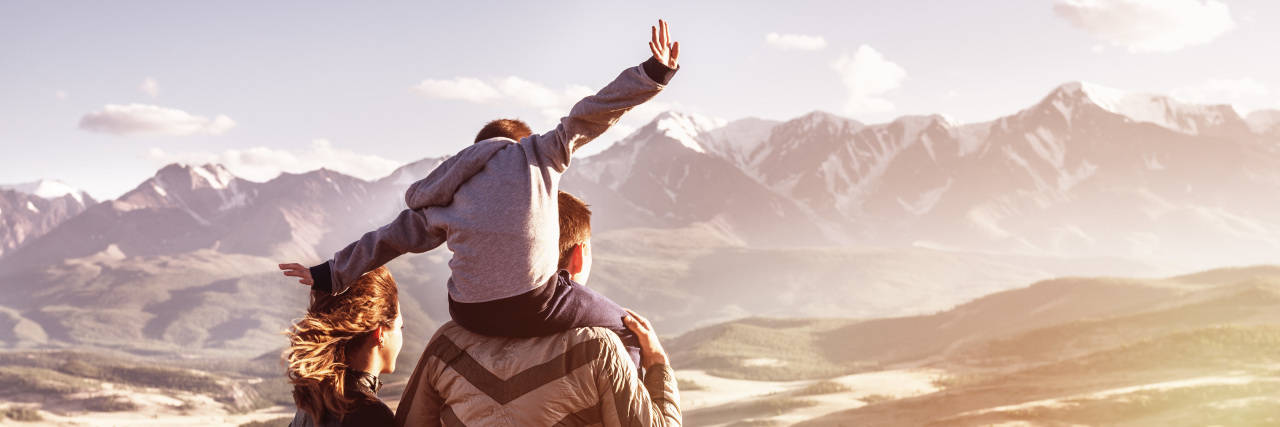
[379,307,404,374]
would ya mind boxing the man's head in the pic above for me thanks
[474,118,533,143]
[558,191,593,284]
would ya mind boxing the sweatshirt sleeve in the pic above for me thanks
[526,57,677,172]
[312,208,447,295]
[598,334,682,427]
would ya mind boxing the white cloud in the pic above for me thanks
[1054,0,1235,53]
[79,104,236,136]
[55,90,69,100]
[1170,78,1270,104]
[412,77,500,103]
[830,45,908,115]
[142,139,403,182]
[413,75,597,125]
[765,32,827,51]
[140,77,160,98]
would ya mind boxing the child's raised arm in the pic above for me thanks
[527,19,681,172]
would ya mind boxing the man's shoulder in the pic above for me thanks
[429,322,622,367]
[437,321,618,346]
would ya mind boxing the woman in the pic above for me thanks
[285,266,403,427]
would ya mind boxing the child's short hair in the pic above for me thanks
[557,191,592,269]
[474,119,533,143]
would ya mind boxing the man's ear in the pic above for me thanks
[567,243,585,275]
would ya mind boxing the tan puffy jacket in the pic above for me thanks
[396,322,681,427]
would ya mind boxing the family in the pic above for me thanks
[278,20,684,426]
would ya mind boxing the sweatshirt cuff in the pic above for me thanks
[310,262,334,294]
[641,57,678,86]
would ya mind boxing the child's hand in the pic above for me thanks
[279,263,314,286]
[649,19,679,69]
[624,308,669,370]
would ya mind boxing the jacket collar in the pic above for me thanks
[347,369,382,394]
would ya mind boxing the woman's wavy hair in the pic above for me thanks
[285,266,399,423]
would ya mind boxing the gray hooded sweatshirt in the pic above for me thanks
[312,58,675,303]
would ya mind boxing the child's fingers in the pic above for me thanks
[661,20,669,47]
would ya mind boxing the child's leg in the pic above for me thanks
[534,273,642,369]
[448,271,642,369]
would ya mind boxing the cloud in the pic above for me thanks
[142,139,403,182]
[1054,0,1235,53]
[79,104,236,136]
[830,45,908,115]
[140,77,160,98]
[55,90,69,100]
[411,77,500,103]
[765,32,827,51]
[413,76,595,124]
[1170,78,1270,104]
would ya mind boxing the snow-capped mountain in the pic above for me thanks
[0,180,97,257]
[5,81,1280,272]
[0,164,414,270]
[567,82,1280,268]
[563,111,831,246]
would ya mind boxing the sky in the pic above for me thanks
[3,0,1279,200]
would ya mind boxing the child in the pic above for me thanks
[280,20,680,367]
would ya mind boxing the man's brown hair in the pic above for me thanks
[474,119,533,143]
[558,191,592,270]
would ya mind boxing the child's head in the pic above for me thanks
[474,118,533,143]
[558,191,593,283]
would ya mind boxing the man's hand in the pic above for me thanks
[624,308,669,370]
[649,19,680,69]
[279,263,314,286]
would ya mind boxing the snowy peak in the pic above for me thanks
[1045,82,1243,135]
[115,163,251,215]
[154,163,237,192]
[0,179,94,205]
[652,111,727,154]
[795,110,862,132]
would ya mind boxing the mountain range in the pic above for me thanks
[2,81,1280,357]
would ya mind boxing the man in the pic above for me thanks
[395,192,680,426]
